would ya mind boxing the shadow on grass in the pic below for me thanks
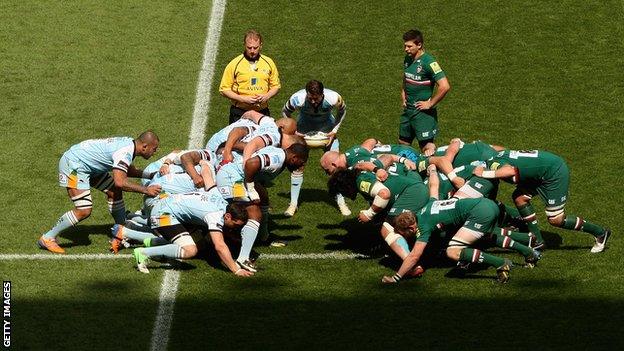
[58,224,112,248]
[276,188,337,207]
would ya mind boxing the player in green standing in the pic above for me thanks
[400,29,450,156]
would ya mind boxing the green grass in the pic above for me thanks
[1,0,623,350]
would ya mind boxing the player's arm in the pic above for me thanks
[159,150,182,175]
[199,160,216,190]
[428,155,465,188]
[443,138,462,164]
[426,165,440,199]
[329,94,346,136]
[242,136,267,164]
[429,76,450,108]
[473,164,518,181]
[358,182,391,223]
[353,159,388,181]
[243,156,262,202]
[209,230,253,276]
[282,94,299,118]
[179,151,205,188]
[222,127,250,164]
[360,138,379,152]
[112,169,161,196]
[401,79,407,108]
[382,154,417,170]
[382,241,428,283]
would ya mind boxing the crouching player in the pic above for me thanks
[382,166,539,284]
[124,164,252,276]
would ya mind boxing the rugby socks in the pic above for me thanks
[259,206,270,242]
[493,233,533,258]
[43,210,79,239]
[561,215,606,237]
[144,237,169,248]
[459,248,505,268]
[238,219,260,262]
[108,199,126,224]
[289,171,304,207]
[142,244,183,260]
[391,238,410,259]
[495,227,532,246]
[117,225,157,242]
[517,204,543,242]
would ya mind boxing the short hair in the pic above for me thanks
[244,30,263,43]
[138,130,159,144]
[305,80,324,95]
[327,169,358,200]
[403,29,423,44]
[394,211,417,233]
[288,143,310,161]
[226,202,248,222]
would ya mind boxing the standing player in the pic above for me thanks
[219,30,281,123]
[474,149,611,252]
[38,131,162,254]
[400,29,450,155]
[282,80,350,217]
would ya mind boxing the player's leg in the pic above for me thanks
[39,157,94,253]
[285,166,304,217]
[513,187,544,245]
[398,109,416,146]
[90,172,126,225]
[381,222,410,259]
[237,203,261,271]
[133,224,196,274]
[327,136,351,216]
[413,110,438,155]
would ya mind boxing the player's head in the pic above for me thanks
[320,151,343,175]
[276,117,297,135]
[243,30,263,60]
[224,202,249,228]
[135,130,160,159]
[327,169,358,200]
[285,143,309,171]
[281,134,306,149]
[305,80,324,108]
[394,211,419,238]
[403,29,424,56]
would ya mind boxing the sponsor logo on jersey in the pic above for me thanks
[416,65,423,73]
[430,61,442,74]
[251,77,257,86]
[359,181,371,193]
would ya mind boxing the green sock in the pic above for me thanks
[259,206,270,242]
[459,248,505,268]
[494,227,531,246]
[495,201,521,226]
[494,233,533,257]
[144,237,169,247]
[561,215,605,237]
[517,204,542,242]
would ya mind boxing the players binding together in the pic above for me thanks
[39,29,610,283]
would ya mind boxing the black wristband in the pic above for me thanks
[372,166,380,173]
[392,273,402,282]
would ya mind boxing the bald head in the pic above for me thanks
[135,130,160,160]
[276,117,297,135]
[320,151,341,175]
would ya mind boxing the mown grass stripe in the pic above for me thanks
[0,252,369,260]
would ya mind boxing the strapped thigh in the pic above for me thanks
[91,173,114,192]
[71,190,93,210]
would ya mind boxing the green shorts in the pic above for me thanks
[462,198,499,237]
[399,108,438,143]
[387,183,430,218]
[520,162,569,216]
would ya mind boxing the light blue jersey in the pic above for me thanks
[65,137,135,174]
[206,119,258,152]
[282,88,346,134]
[242,116,282,147]
[151,187,227,232]
[216,146,287,200]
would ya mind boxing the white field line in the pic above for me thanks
[187,0,227,149]
[0,252,369,260]
[151,0,228,350]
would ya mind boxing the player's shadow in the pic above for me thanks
[277,188,337,207]
[321,217,384,256]
[58,224,112,248]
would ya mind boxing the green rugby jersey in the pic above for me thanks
[344,145,383,169]
[434,140,499,167]
[356,171,421,207]
[403,52,446,106]
[371,144,421,162]
[487,150,565,183]
[416,198,482,243]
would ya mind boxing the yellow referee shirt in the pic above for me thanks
[219,54,281,111]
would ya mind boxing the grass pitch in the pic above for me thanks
[1,1,623,350]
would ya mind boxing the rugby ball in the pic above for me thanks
[304,131,331,149]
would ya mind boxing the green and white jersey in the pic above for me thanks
[416,197,482,243]
[356,171,421,207]
[371,144,421,162]
[435,140,499,167]
[487,150,565,183]
[344,145,383,169]
[403,52,446,107]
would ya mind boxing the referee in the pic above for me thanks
[219,30,281,123]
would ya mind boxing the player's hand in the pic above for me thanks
[242,95,258,105]
[375,168,388,181]
[235,269,254,277]
[402,99,407,108]
[145,184,162,197]
[423,148,434,157]
[382,275,398,284]
[222,151,233,164]
[254,94,270,104]
[246,182,260,201]
[358,211,372,223]
[192,175,205,189]
[451,177,465,189]
[415,100,433,110]
[404,159,417,170]
[473,166,484,177]
[159,164,170,175]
